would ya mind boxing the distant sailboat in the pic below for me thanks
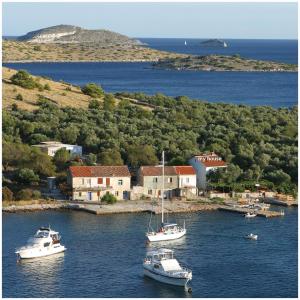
[184,40,187,46]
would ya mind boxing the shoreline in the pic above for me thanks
[2,200,221,214]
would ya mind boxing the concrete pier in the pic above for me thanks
[218,206,284,218]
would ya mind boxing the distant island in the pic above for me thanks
[3,25,186,62]
[200,39,228,48]
[153,54,298,72]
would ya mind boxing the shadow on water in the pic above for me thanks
[142,276,192,298]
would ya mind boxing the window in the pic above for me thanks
[115,191,119,196]
[79,192,82,197]
[87,179,91,185]
[153,177,158,183]
[81,178,85,185]
[148,189,152,195]
[98,178,103,184]
[186,178,190,183]
[168,177,173,183]
[118,179,123,186]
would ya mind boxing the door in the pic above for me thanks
[106,178,110,186]
[87,192,92,201]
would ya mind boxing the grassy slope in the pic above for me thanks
[3,67,92,110]
[3,67,154,111]
[3,40,186,62]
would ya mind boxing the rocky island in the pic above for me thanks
[200,39,228,48]
[3,25,186,62]
[153,54,298,72]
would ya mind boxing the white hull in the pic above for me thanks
[16,245,66,259]
[143,267,190,286]
[147,229,186,242]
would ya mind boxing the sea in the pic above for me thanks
[3,38,298,108]
[3,208,298,298]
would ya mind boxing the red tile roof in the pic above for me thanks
[140,166,196,176]
[69,166,131,177]
[140,166,177,176]
[174,166,196,175]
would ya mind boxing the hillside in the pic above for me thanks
[153,54,298,72]
[3,25,187,62]
[17,24,140,45]
[3,67,92,110]
[2,67,154,111]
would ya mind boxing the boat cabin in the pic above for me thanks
[146,249,174,262]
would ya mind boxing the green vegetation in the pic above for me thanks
[81,83,104,98]
[2,86,298,198]
[10,70,38,89]
[153,55,298,72]
[101,193,117,204]
[16,93,23,101]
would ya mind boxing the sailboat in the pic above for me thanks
[146,151,186,242]
[184,40,187,46]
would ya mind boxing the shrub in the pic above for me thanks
[101,193,117,204]
[15,168,39,185]
[32,190,41,199]
[65,86,72,91]
[81,83,104,98]
[2,187,14,201]
[33,45,41,51]
[16,188,34,200]
[10,70,37,89]
[88,99,101,109]
[16,93,23,101]
[44,83,51,91]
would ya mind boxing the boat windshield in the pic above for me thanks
[153,252,173,261]
[34,231,49,238]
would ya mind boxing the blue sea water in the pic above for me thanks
[3,208,297,298]
[4,39,298,108]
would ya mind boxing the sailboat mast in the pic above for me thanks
[161,151,165,224]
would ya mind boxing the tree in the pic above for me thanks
[15,168,40,185]
[126,145,158,167]
[101,193,117,204]
[53,148,71,171]
[98,149,123,165]
[10,70,37,89]
[81,83,104,98]
[2,187,13,201]
[103,93,116,111]
[60,126,79,144]
[86,153,97,165]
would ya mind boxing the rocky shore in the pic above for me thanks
[3,200,221,214]
[153,54,298,72]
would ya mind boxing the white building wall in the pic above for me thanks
[178,175,197,188]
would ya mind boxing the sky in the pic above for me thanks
[2,2,298,39]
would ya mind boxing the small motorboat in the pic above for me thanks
[15,226,66,259]
[245,212,257,218]
[143,248,192,287]
[245,233,258,240]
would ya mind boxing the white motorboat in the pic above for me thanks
[15,226,66,259]
[146,151,186,242]
[245,212,257,218]
[143,248,192,287]
[245,233,258,240]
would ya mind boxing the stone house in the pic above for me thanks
[67,165,131,201]
[137,165,197,199]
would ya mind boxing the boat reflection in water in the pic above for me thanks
[17,252,65,295]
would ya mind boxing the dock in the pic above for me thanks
[218,206,284,218]
[263,197,298,207]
